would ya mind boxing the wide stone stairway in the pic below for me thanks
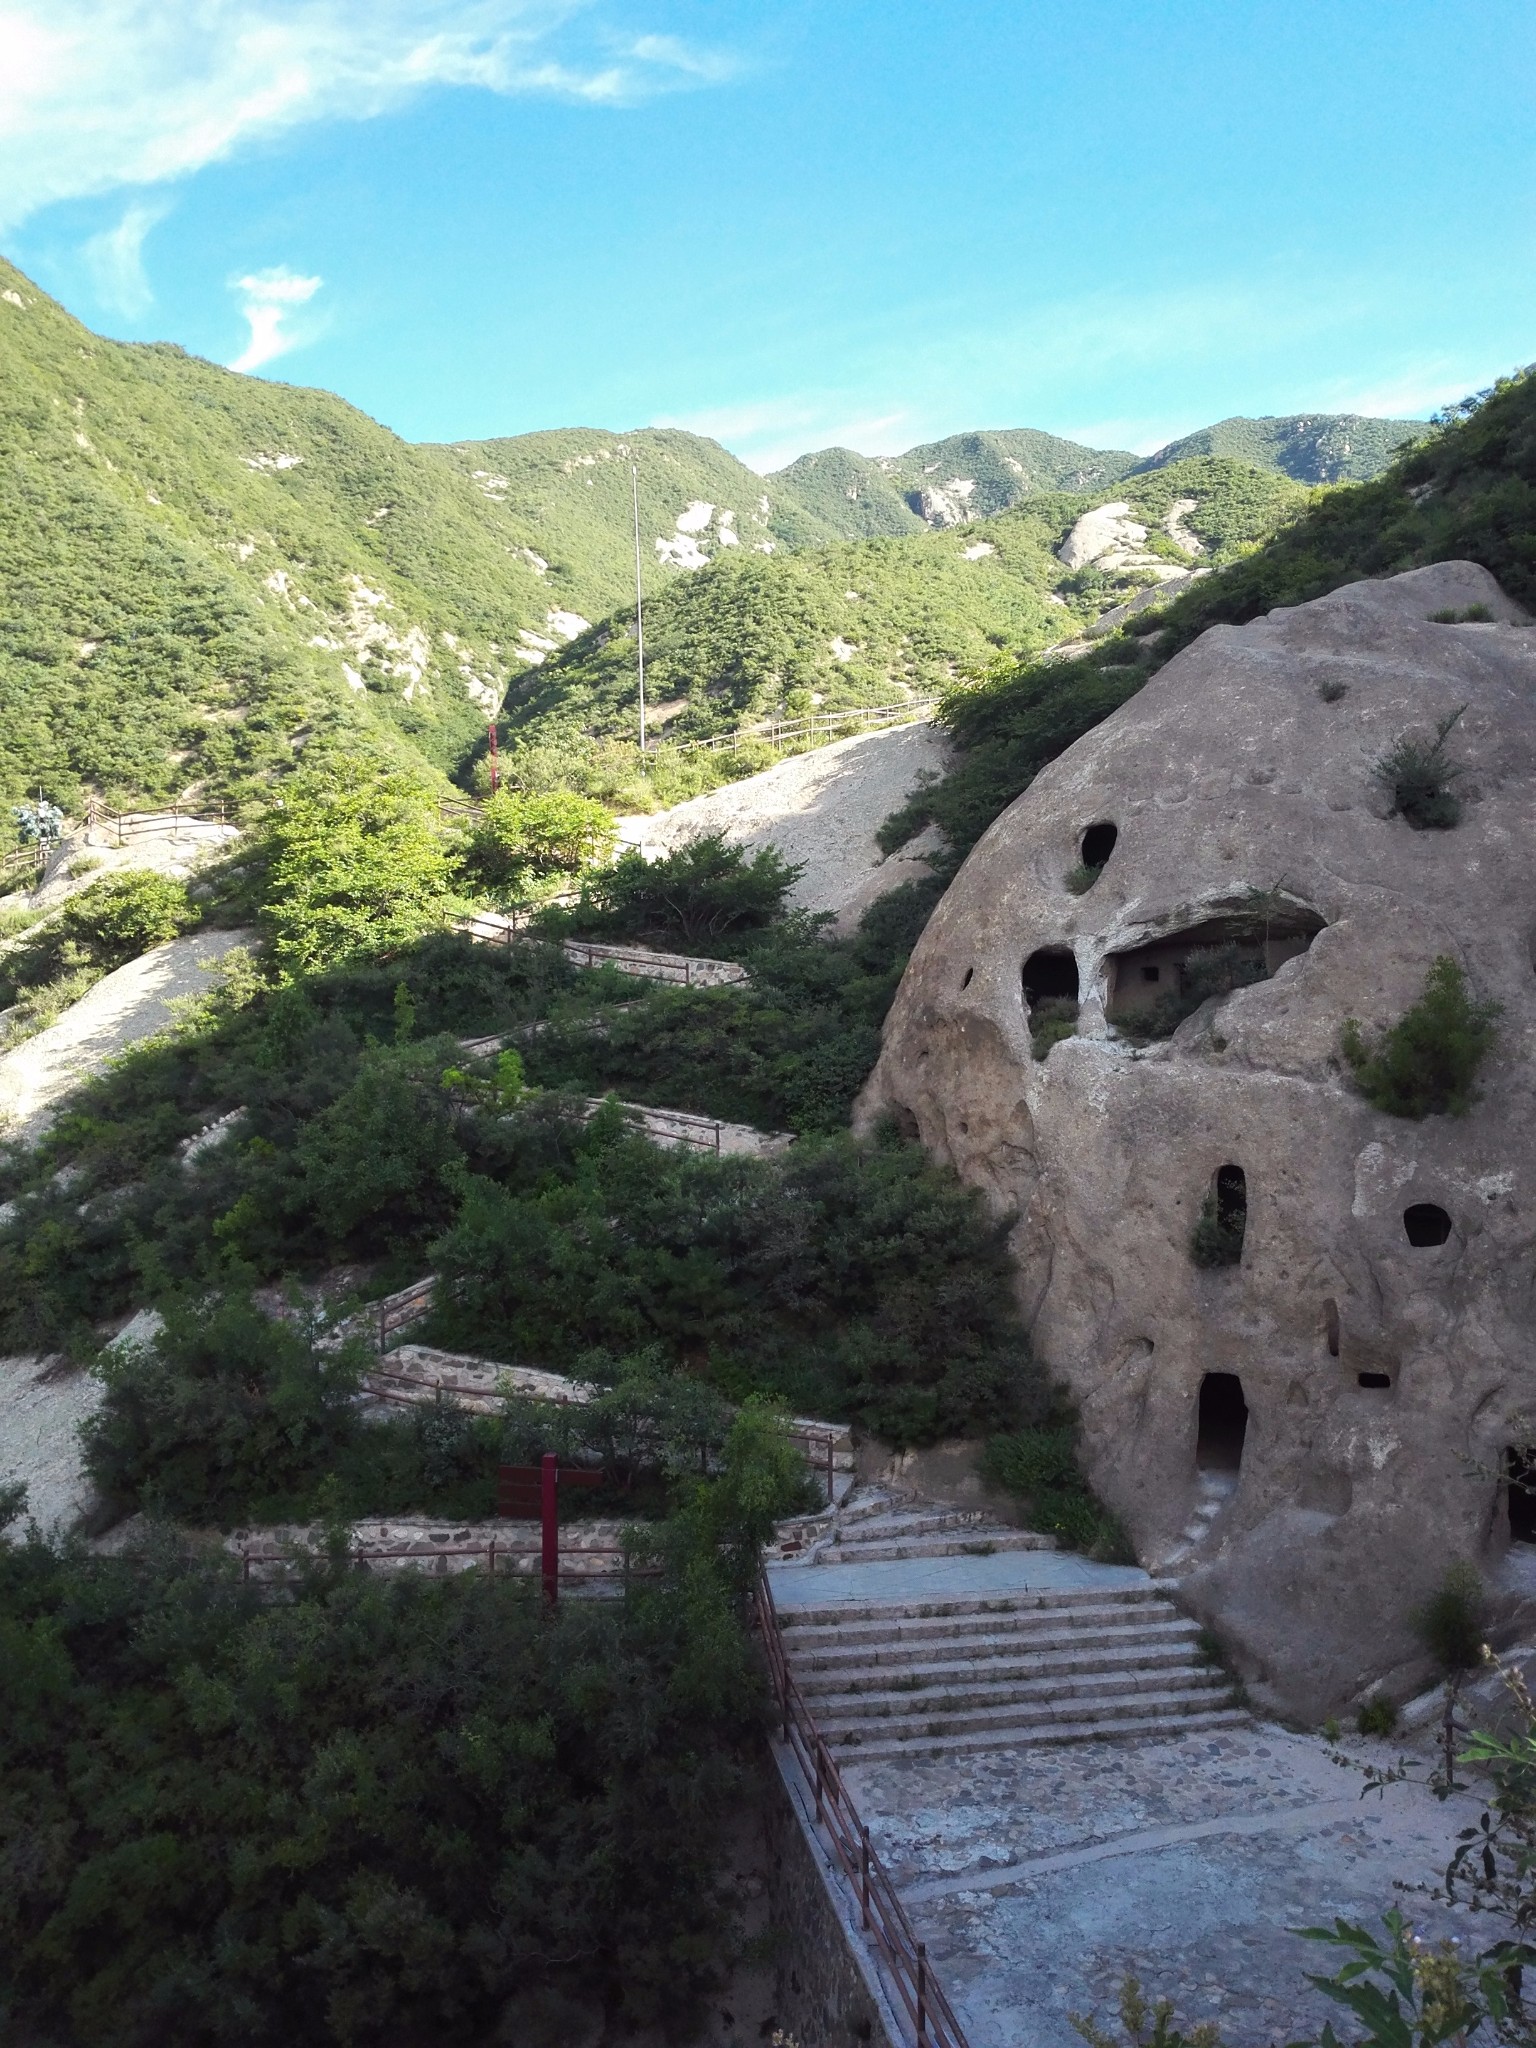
[768,1494,1245,1759]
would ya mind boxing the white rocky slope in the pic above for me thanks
[617,721,950,926]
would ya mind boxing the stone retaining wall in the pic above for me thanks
[763,1740,901,2048]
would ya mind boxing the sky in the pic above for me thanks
[3,0,1534,472]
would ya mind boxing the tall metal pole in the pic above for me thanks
[631,461,647,754]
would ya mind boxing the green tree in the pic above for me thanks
[1342,958,1500,1119]
[463,787,616,891]
[262,763,457,971]
[60,870,196,962]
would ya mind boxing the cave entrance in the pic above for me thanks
[1022,947,1080,1060]
[1106,903,1326,1037]
[1196,1372,1248,1473]
[1509,1447,1536,1545]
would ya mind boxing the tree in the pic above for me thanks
[262,763,457,972]
[463,788,616,892]
[1342,957,1500,1119]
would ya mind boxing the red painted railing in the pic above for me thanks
[755,1568,970,2048]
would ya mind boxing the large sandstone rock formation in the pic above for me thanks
[857,563,1536,1721]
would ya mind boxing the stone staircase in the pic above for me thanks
[767,1488,1054,1566]
[777,1580,1247,1759]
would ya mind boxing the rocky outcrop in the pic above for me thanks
[856,562,1536,1721]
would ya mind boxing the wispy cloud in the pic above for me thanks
[229,265,323,372]
[0,2,740,232]
[80,199,168,317]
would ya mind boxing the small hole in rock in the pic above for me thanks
[1324,1297,1340,1358]
[961,967,974,989]
[1403,1202,1451,1248]
[1357,1372,1392,1389]
[1507,1447,1536,1544]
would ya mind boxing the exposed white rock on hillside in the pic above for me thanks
[617,722,950,920]
[858,562,1536,1723]
[0,930,254,1143]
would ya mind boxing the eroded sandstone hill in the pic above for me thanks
[857,560,1536,1721]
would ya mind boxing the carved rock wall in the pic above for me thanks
[857,563,1536,1720]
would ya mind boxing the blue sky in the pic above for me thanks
[5,0,1534,470]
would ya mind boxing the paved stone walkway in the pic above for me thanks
[842,1722,1485,2048]
[767,1547,1150,1607]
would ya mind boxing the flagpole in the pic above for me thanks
[631,462,647,754]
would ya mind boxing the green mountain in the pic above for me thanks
[433,428,844,612]
[504,456,1308,750]
[1133,412,1426,484]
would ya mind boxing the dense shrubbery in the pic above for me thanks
[543,830,802,949]
[0,868,196,1016]
[1341,957,1499,1119]
[0,1408,800,2048]
[429,1108,1039,1445]
[459,787,615,894]
[980,1416,1131,1561]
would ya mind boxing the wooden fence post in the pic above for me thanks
[917,1943,929,2048]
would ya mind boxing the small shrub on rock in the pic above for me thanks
[1373,705,1467,829]
[61,869,196,962]
[1413,1560,1489,1674]
[1030,995,1079,1059]
[1341,956,1498,1119]
[1357,1692,1400,1737]
[1189,1190,1244,1267]
[981,1416,1133,1561]
[1429,603,1494,623]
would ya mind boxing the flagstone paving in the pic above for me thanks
[841,1720,1485,2048]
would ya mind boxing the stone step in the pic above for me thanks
[814,1509,989,1545]
[819,1677,1236,1748]
[813,1527,1053,1565]
[781,1603,1193,1663]
[809,1661,1228,1730]
[775,1583,1170,1631]
[820,1703,1250,1762]
[793,1633,1206,1693]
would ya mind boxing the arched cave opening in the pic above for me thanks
[1403,1202,1452,1247]
[1080,821,1118,871]
[1022,946,1080,1060]
[1106,901,1326,1038]
[1191,1164,1248,1267]
[1508,1447,1536,1545]
[1196,1372,1248,1473]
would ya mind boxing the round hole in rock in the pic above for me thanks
[1403,1202,1452,1247]
[1080,821,1118,869]
[1196,1372,1248,1472]
[1357,1372,1392,1390]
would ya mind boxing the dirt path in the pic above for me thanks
[617,720,951,922]
[0,928,254,1143]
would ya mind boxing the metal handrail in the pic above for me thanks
[755,1569,970,2048]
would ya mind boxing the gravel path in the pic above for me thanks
[0,1354,105,1534]
[617,721,951,921]
[0,928,254,1143]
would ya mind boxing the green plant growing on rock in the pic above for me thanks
[1190,1187,1244,1268]
[1065,860,1102,894]
[982,1414,1133,1561]
[1030,995,1079,1059]
[1071,1975,1222,2048]
[1341,957,1499,1119]
[1373,705,1468,829]
[1429,603,1494,622]
[1357,1692,1400,1737]
[1414,1561,1488,1676]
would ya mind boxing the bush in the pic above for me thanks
[81,1292,368,1522]
[0,1524,761,2046]
[60,869,196,962]
[461,788,615,892]
[1341,956,1499,1119]
[263,763,459,971]
[553,831,802,949]
[1065,861,1102,895]
[1030,996,1079,1060]
[1357,1692,1400,1736]
[1412,1561,1489,1675]
[981,1418,1133,1560]
[1372,705,1467,829]
[428,1117,1040,1446]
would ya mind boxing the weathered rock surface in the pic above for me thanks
[856,561,1536,1721]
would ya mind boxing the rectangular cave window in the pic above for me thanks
[1142,964,1161,983]
[1357,1372,1392,1389]
[1508,1447,1536,1545]
[1196,1372,1248,1473]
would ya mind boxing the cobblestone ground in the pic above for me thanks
[843,1724,1486,2048]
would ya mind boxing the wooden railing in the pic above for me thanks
[755,1570,970,2048]
[670,698,939,756]
[0,843,44,888]
[459,911,749,988]
[82,797,230,844]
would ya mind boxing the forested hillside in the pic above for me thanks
[1133,411,1426,484]
[501,456,1308,753]
[884,371,1536,860]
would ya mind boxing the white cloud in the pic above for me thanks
[229,266,323,372]
[81,200,168,317]
[0,2,738,232]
